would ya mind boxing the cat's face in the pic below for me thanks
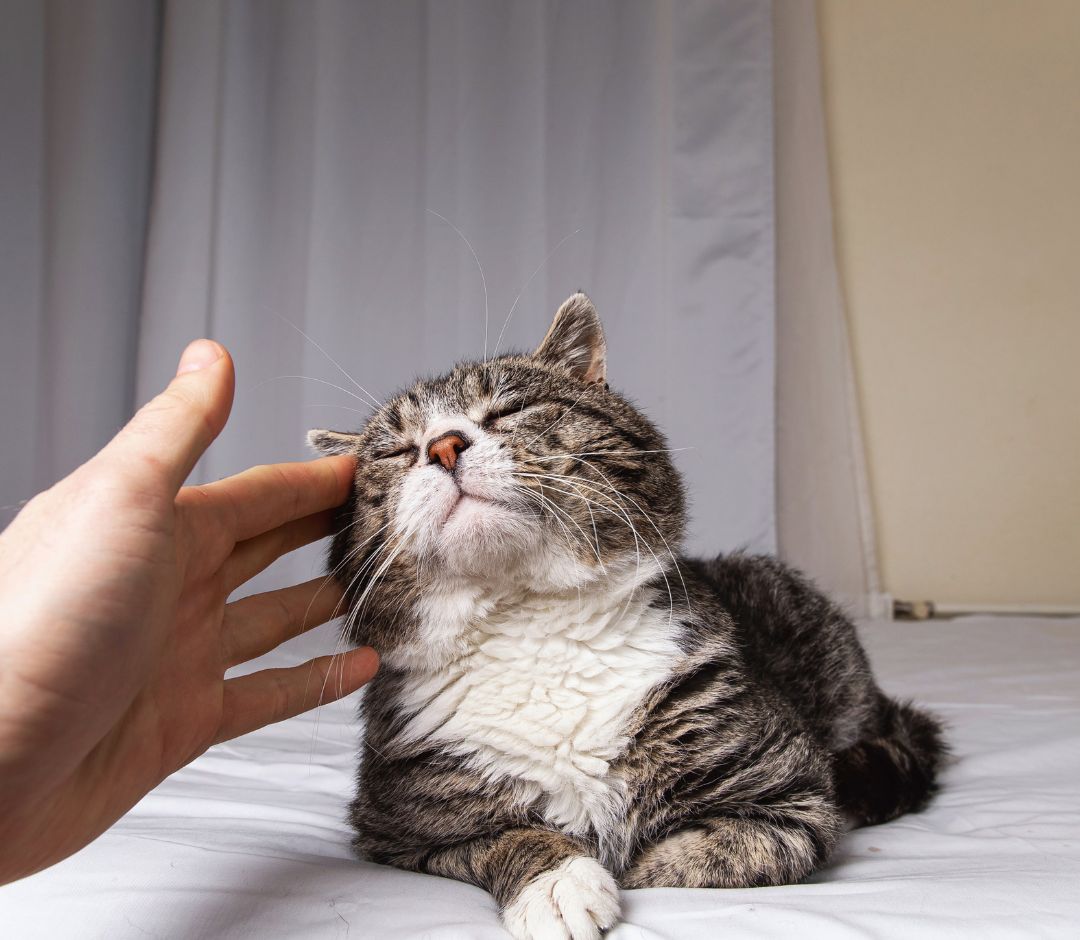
[310,293,685,655]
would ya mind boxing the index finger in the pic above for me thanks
[189,455,356,541]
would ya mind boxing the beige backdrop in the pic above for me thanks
[818,0,1080,608]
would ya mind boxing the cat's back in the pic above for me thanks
[687,552,879,752]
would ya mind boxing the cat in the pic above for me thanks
[309,292,946,939]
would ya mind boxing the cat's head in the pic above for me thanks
[310,292,685,664]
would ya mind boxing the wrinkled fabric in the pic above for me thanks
[3,616,1077,938]
[3,2,777,574]
[134,0,776,584]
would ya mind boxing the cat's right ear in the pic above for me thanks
[307,429,361,456]
[533,291,607,385]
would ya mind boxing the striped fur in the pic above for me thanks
[311,293,946,939]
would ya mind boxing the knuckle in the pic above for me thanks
[139,383,214,441]
[272,671,299,719]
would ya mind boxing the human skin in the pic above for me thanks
[0,339,378,885]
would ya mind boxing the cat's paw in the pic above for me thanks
[502,856,621,940]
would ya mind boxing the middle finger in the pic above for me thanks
[222,509,336,593]
[222,575,347,667]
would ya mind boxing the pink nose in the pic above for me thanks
[427,432,469,472]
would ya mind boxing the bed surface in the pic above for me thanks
[3,616,1078,938]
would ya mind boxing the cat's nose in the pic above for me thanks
[427,431,470,473]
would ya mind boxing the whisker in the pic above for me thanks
[302,403,371,415]
[516,468,676,625]
[427,209,490,373]
[515,479,605,570]
[252,374,377,409]
[516,471,651,624]
[307,525,396,758]
[277,314,383,409]
[346,539,406,649]
[492,228,581,363]
[532,448,694,461]
[556,457,691,614]
[516,485,585,561]
[301,521,393,633]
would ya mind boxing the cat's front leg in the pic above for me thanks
[425,827,619,940]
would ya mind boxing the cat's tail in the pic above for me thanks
[833,695,948,826]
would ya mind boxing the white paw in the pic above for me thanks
[502,856,621,940]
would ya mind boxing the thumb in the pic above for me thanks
[105,340,236,492]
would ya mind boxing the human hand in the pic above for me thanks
[0,339,377,885]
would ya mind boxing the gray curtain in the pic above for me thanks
[0,0,878,613]
[0,0,159,511]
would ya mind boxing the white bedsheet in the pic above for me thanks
[3,617,1078,938]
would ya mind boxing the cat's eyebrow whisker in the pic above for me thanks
[277,314,383,409]
[303,403,371,415]
[427,209,490,376]
[492,227,581,364]
[532,448,694,461]
[507,395,532,445]
[253,374,377,409]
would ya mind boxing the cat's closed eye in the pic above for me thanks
[374,445,419,461]
[481,403,530,429]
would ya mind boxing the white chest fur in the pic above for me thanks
[397,586,680,838]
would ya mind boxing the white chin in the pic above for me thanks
[437,497,535,571]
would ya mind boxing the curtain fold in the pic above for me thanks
[1,0,874,616]
[137,0,778,598]
[773,0,882,616]
[0,0,159,517]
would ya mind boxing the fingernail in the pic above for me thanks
[176,339,224,375]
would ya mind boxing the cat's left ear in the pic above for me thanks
[307,428,361,456]
[533,291,607,385]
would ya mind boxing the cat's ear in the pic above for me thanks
[533,291,607,385]
[307,429,361,456]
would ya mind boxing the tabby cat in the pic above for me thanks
[309,293,945,939]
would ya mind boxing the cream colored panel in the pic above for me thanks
[818,0,1080,605]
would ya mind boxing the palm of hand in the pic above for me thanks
[0,344,376,883]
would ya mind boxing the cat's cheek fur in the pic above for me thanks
[502,856,621,940]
